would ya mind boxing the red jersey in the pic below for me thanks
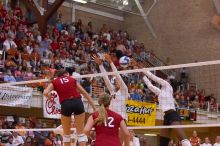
[52,76,81,103]
[92,109,123,146]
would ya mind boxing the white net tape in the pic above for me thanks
[1,123,220,132]
[1,59,220,86]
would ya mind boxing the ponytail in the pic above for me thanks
[94,93,111,126]
[94,104,107,125]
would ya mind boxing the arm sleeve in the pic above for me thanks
[99,64,115,95]
[110,62,130,98]
[144,71,169,87]
[143,76,161,95]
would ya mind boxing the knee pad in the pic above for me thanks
[77,134,88,143]
[63,135,71,143]
[181,139,191,146]
[160,136,170,146]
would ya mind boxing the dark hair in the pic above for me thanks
[115,50,123,59]
[54,69,68,78]
[66,67,75,75]
[50,69,68,81]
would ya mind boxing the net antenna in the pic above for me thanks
[33,0,46,16]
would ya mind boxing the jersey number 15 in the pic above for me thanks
[60,77,69,84]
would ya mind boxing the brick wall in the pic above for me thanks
[59,5,123,33]
[58,5,72,24]
[124,0,220,98]
[124,0,220,65]
[75,10,123,33]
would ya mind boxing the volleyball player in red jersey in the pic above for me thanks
[84,93,130,146]
[43,70,96,146]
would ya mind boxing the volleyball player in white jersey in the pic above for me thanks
[92,54,130,143]
[93,54,129,119]
[142,70,191,146]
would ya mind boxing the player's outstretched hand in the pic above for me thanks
[104,54,113,63]
[130,58,138,67]
[92,55,102,65]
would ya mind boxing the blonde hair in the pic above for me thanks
[95,93,111,125]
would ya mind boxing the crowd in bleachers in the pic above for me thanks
[0,1,145,91]
[173,70,219,112]
[0,2,144,83]
[168,130,220,146]
[0,116,64,146]
[0,1,156,103]
[174,86,218,112]
[1,1,220,146]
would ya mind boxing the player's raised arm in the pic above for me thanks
[144,70,170,87]
[104,54,129,96]
[92,55,115,95]
[143,75,161,95]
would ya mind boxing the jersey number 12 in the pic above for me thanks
[104,117,114,128]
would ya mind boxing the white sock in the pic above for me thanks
[181,139,191,146]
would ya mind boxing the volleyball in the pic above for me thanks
[119,56,130,68]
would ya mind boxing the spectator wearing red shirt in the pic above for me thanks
[13,5,23,18]
[84,93,130,146]
[3,19,11,31]
[0,5,7,18]
[190,131,201,146]
[10,16,19,27]
[18,17,28,27]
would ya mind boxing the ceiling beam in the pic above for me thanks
[134,0,157,38]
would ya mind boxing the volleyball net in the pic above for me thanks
[1,59,220,129]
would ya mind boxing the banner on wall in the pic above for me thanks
[126,100,156,126]
[0,86,33,108]
[43,91,61,119]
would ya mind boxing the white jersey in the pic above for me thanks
[110,89,127,119]
[143,71,176,112]
[99,63,129,119]
[214,143,220,146]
